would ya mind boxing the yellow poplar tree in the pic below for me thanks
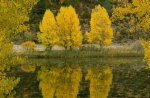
[56,6,83,49]
[86,5,113,46]
[38,9,59,48]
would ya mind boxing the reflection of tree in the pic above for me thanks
[0,73,20,98]
[86,65,113,98]
[38,67,60,98]
[38,65,82,98]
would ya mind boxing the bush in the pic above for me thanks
[21,41,36,51]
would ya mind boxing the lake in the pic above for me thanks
[15,57,150,98]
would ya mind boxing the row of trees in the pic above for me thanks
[38,5,113,49]
[23,0,150,43]
[38,0,150,47]
[1,0,149,43]
[37,0,150,68]
[29,0,111,35]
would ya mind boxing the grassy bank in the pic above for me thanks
[17,48,144,58]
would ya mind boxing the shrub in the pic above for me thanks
[21,41,36,51]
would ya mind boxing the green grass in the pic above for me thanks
[17,48,144,58]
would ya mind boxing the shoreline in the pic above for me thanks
[16,49,144,58]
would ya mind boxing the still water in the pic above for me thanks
[15,58,150,98]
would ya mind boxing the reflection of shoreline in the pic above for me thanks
[30,57,144,66]
[86,65,113,98]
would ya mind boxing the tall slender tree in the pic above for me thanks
[86,5,113,46]
[38,9,59,48]
[56,6,83,50]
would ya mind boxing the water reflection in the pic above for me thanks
[38,65,113,98]
[86,65,113,98]
[15,58,150,98]
[38,65,82,98]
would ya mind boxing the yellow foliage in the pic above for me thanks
[38,9,59,47]
[38,65,82,98]
[111,6,131,22]
[0,0,39,36]
[110,0,129,7]
[0,72,20,98]
[38,6,82,49]
[0,0,38,96]
[56,6,83,49]
[111,0,150,32]
[86,65,113,98]
[21,41,36,51]
[0,32,24,70]
[141,40,150,68]
[129,27,135,33]
[86,5,113,46]
[132,0,150,31]
[0,31,19,98]
[0,31,12,59]
[0,31,24,97]
[86,32,92,43]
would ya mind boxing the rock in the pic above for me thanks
[13,44,46,52]
[51,45,65,51]
[131,40,143,50]
[34,44,46,52]
[81,44,101,50]
[13,45,25,53]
